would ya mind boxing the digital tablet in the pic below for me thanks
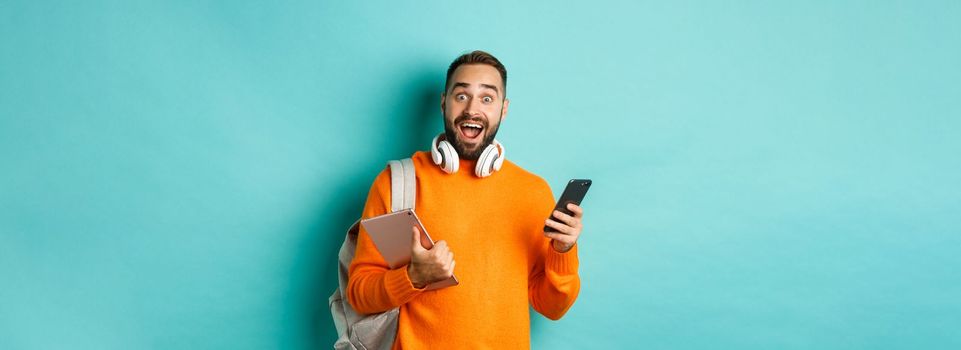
[360,209,459,290]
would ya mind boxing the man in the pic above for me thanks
[347,50,585,349]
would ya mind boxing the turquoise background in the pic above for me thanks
[2,1,959,349]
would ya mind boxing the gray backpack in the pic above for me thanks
[330,158,416,350]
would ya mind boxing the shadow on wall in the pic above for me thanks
[290,64,444,349]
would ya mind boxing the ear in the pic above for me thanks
[440,93,446,113]
[500,98,510,121]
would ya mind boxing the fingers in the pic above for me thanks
[431,244,455,280]
[544,218,575,235]
[544,231,577,246]
[552,210,580,228]
[546,206,583,252]
[410,232,457,283]
[430,240,452,263]
[411,226,424,252]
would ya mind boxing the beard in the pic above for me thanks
[443,114,501,161]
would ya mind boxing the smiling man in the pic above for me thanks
[347,50,584,349]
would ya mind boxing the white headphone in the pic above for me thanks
[431,133,506,178]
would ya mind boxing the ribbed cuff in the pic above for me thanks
[384,265,425,306]
[546,243,579,275]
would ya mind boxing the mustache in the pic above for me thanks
[452,115,488,128]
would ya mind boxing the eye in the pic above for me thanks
[482,96,493,104]
[456,94,468,101]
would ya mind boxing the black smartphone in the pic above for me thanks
[544,179,592,232]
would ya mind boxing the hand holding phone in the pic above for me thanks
[544,179,591,252]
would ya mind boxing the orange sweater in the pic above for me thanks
[347,151,580,349]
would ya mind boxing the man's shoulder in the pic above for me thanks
[372,151,432,177]
[363,153,427,212]
[410,151,433,168]
[501,159,551,192]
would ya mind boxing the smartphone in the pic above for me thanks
[544,179,592,232]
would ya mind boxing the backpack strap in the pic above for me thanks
[387,158,416,212]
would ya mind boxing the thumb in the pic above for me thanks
[411,226,425,252]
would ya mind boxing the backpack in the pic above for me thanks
[330,158,417,350]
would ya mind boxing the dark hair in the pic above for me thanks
[445,50,507,97]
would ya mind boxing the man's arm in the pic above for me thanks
[528,238,581,320]
[528,186,584,320]
[346,168,425,314]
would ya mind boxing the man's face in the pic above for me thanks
[441,64,509,160]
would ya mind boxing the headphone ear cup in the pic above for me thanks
[430,134,444,165]
[494,140,507,171]
[489,153,500,174]
[438,140,459,174]
[492,140,505,171]
[475,143,498,178]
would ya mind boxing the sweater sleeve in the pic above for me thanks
[528,240,581,320]
[346,168,425,314]
[527,182,581,320]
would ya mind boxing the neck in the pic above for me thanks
[458,157,478,170]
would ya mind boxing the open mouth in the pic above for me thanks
[458,121,484,143]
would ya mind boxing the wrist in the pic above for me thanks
[407,264,427,289]
[551,240,574,253]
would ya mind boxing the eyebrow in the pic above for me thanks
[451,82,500,95]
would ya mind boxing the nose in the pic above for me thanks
[464,97,481,117]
